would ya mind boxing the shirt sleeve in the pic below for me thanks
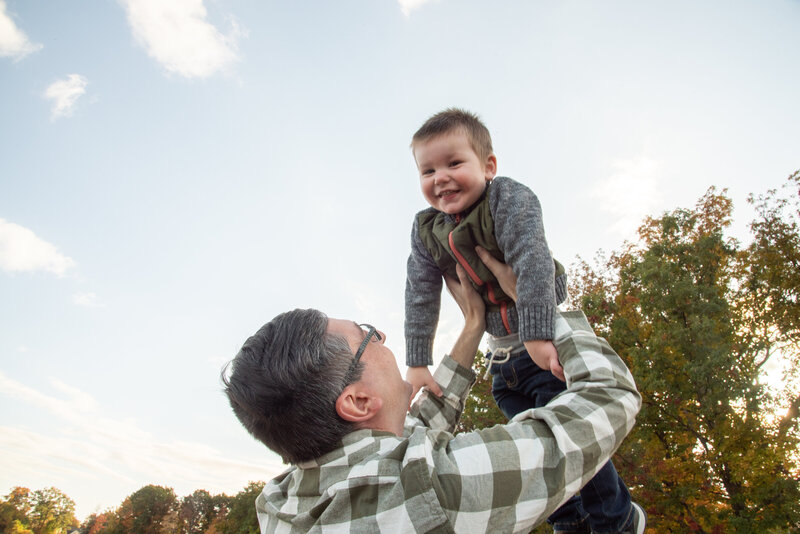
[406,356,476,434]
[489,177,556,341]
[429,312,641,533]
[404,212,444,367]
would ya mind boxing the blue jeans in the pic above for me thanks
[489,350,632,533]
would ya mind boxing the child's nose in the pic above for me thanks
[434,171,450,184]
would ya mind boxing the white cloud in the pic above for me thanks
[592,156,661,240]
[73,292,104,308]
[0,0,42,60]
[43,74,89,120]
[0,372,280,519]
[398,0,436,17]
[120,0,241,78]
[0,218,75,276]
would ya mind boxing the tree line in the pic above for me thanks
[3,171,799,533]
[0,482,263,534]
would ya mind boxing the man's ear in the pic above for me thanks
[484,153,498,180]
[336,384,383,423]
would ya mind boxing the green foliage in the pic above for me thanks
[0,486,77,534]
[76,483,260,534]
[572,172,800,532]
[29,488,78,534]
[176,490,229,534]
[104,485,178,534]
[455,350,507,433]
[209,482,262,534]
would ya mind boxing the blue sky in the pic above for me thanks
[1,0,799,520]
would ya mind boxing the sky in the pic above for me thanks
[1,0,799,521]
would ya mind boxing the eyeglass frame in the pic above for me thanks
[353,323,382,364]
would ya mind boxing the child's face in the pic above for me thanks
[414,130,497,215]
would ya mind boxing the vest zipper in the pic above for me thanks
[448,230,483,286]
[447,228,512,335]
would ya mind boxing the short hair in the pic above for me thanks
[411,108,494,162]
[222,309,363,464]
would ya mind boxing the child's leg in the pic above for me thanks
[577,461,633,533]
[489,353,587,531]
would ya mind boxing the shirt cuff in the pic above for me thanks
[433,355,476,403]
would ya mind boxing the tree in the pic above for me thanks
[79,512,111,534]
[0,487,33,533]
[209,482,262,534]
[455,350,506,434]
[28,488,77,534]
[0,487,77,534]
[571,174,800,531]
[175,489,229,534]
[738,170,800,437]
[113,485,177,534]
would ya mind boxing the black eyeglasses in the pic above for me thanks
[354,324,382,364]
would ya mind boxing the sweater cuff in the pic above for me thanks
[518,304,555,341]
[406,336,434,367]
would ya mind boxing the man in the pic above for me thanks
[223,253,643,533]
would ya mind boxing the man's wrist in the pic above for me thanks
[449,324,484,369]
[463,313,485,334]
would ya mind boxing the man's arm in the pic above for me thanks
[432,312,641,533]
[443,265,485,369]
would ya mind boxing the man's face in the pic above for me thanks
[326,319,413,435]
[414,129,497,215]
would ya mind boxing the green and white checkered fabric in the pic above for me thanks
[256,311,641,533]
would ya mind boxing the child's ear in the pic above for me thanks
[484,154,498,180]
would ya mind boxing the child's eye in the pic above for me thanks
[449,160,462,167]
[421,169,434,176]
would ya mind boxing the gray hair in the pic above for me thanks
[222,309,363,464]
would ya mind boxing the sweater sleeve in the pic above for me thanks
[489,177,556,341]
[404,212,444,367]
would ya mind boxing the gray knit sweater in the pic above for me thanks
[405,176,566,367]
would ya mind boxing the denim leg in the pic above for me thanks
[489,353,587,529]
[578,460,632,533]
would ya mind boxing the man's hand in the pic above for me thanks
[477,246,565,382]
[442,265,486,370]
[524,339,565,381]
[444,264,486,330]
[406,366,442,399]
[475,246,517,301]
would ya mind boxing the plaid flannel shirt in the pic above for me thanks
[256,311,641,533]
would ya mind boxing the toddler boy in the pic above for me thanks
[404,108,645,534]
